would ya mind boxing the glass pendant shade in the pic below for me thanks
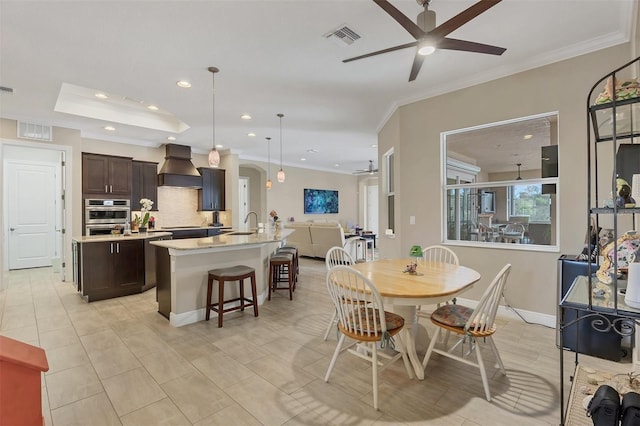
[277,113,285,183]
[208,66,220,168]
[266,136,272,189]
[208,148,220,167]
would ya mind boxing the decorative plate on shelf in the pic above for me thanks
[597,232,640,284]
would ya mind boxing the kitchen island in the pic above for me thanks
[150,229,293,327]
[73,232,173,301]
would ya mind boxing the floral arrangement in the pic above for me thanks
[269,210,279,223]
[134,198,154,228]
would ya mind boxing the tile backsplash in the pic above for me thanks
[132,187,230,228]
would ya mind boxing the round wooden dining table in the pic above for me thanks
[351,258,481,379]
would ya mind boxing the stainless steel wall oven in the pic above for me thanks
[84,199,130,235]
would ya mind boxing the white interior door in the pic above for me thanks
[238,177,249,224]
[7,162,56,269]
[366,184,379,234]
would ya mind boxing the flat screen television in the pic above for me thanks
[304,188,339,214]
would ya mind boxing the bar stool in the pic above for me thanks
[277,246,298,287]
[206,265,258,327]
[268,252,295,301]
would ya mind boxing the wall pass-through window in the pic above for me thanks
[442,112,559,251]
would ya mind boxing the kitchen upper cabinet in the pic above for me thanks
[198,167,225,211]
[131,161,158,211]
[82,153,132,198]
[78,239,143,301]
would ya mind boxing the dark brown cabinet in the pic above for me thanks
[198,167,225,211]
[78,239,143,301]
[169,229,208,239]
[82,153,132,197]
[131,161,158,211]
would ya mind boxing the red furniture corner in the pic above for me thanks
[0,335,49,426]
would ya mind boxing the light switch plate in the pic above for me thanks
[409,215,415,225]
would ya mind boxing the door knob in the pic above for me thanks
[9,227,15,231]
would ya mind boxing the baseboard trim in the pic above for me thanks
[455,297,556,328]
[169,291,268,327]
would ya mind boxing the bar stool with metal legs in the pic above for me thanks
[268,252,295,300]
[206,265,258,327]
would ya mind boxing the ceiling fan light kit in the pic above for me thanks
[208,66,221,168]
[344,0,506,81]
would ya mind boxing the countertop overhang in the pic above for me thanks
[73,232,173,243]
[150,229,293,252]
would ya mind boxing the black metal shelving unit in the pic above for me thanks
[558,56,640,425]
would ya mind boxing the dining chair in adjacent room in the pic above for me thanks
[421,264,512,402]
[502,223,525,244]
[324,265,413,410]
[323,246,355,340]
[417,245,460,319]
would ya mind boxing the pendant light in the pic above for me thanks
[516,163,522,180]
[207,66,220,168]
[276,113,285,183]
[265,137,272,189]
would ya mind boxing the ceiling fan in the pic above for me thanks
[344,0,506,82]
[353,160,379,175]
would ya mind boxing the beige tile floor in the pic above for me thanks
[0,257,628,425]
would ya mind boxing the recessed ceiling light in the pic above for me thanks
[300,158,307,161]
[247,132,256,137]
[104,126,115,131]
[371,144,377,148]
[167,136,176,141]
[334,164,340,167]
[147,105,159,111]
[215,144,223,149]
[307,149,319,153]
[240,114,252,120]
[523,134,533,140]
[95,92,108,99]
[176,80,191,88]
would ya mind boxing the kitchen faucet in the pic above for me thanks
[244,211,258,229]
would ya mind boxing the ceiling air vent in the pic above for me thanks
[324,24,361,46]
[18,121,52,141]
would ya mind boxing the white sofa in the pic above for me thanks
[285,221,351,258]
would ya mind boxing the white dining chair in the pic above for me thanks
[417,245,459,319]
[323,246,355,340]
[421,264,512,401]
[502,223,525,243]
[324,265,413,410]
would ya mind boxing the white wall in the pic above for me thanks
[378,44,633,317]
[1,120,82,283]
[240,159,359,228]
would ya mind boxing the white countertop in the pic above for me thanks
[150,229,293,251]
[73,232,173,243]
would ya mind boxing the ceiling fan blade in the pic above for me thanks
[373,0,425,40]
[409,53,425,82]
[343,41,417,63]
[439,37,506,55]
[429,0,502,40]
